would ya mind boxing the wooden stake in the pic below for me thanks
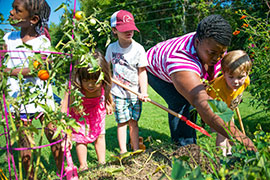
[236,107,246,135]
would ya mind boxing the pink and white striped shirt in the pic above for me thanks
[146,32,221,83]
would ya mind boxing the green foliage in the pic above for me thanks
[208,99,234,123]
[219,126,270,180]
[172,126,270,180]
[233,10,270,112]
[0,2,112,178]
[171,158,204,180]
[0,13,5,47]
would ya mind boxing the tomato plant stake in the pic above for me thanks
[112,79,211,137]
[65,149,78,180]
[235,107,246,135]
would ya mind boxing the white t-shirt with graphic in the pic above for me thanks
[105,39,148,98]
[3,31,55,113]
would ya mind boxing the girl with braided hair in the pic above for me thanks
[2,0,64,179]
[146,14,256,151]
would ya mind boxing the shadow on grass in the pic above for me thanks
[239,110,270,136]
[105,126,171,155]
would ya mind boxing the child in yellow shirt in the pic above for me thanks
[207,50,252,156]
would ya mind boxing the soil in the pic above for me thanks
[79,144,221,180]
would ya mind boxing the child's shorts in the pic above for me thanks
[113,95,142,123]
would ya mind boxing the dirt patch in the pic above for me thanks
[81,144,220,180]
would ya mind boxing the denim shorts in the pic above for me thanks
[113,95,142,123]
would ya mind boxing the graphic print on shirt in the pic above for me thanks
[112,52,137,86]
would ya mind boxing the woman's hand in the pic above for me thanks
[243,137,257,152]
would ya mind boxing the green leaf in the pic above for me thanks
[207,99,234,122]
[16,42,33,50]
[28,125,39,134]
[96,71,104,84]
[105,37,111,47]
[105,167,125,175]
[119,152,131,160]
[257,156,265,168]
[152,165,167,175]
[178,155,190,161]
[131,149,144,155]
[78,117,85,122]
[171,158,187,180]
[52,126,62,140]
[54,3,67,12]
[186,167,204,180]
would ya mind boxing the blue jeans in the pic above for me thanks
[147,72,197,146]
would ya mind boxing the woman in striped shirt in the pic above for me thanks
[146,14,255,151]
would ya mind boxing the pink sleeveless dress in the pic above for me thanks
[71,87,106,144]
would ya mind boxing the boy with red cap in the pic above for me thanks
[105,10,148,155]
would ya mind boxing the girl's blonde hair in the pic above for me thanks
[72,50,114,111]
[221,50,252,75]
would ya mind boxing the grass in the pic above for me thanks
[0,86,269,179]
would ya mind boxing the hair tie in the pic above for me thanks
[229,54,251,72]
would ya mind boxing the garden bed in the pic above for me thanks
[82,144,220,180]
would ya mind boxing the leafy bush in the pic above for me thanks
[171,101,270,180]
[233,10,270,112]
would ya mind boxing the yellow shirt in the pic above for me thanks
[206,75,250,110]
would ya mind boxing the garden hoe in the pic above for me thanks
[112,78,211,137]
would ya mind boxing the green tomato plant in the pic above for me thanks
[0,2,111,179]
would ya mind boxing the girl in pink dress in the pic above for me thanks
[61,51,114,171]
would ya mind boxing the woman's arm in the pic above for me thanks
[170,71,255,151]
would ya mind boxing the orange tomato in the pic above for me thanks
[33,61,41,69]
[75,11,84,20]
[38,70,49,81]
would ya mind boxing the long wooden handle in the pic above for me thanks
[236,107,246,135]
[111,78,183,120]
[112,78,211,137]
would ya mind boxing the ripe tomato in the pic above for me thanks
[38,70,49,81]
[75,11,84,20]
[33,60,41,69]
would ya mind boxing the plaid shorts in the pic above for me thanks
[113,96,142,123]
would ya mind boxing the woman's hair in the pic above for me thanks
[72,50,113,105]
[196,14,232,46]
[221,50,252,75]
[22,0,51,35]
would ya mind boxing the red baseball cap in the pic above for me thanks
[110,10,140,32]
